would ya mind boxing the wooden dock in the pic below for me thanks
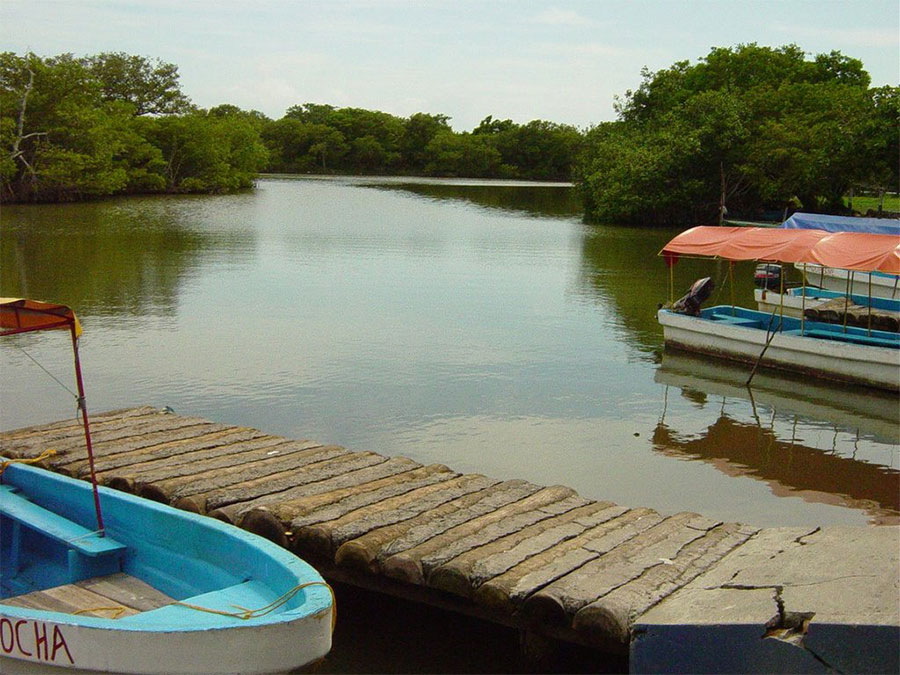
[2,406,897,668]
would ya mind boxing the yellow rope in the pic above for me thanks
[174,580,337,632]
[73,606,128,619]
[0,448,58,476]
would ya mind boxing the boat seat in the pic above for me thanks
[801,329,899,349]
[709,315,763,328]
[0,484,126,584]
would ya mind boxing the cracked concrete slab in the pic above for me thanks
[630,526,899,673]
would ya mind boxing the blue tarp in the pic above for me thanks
[781,212,900,236]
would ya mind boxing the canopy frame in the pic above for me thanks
[1,299,105,535]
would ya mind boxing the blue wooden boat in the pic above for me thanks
[657,229,900,391]
[658,304,900,391]
[0,464,334,673]
[0,299,334,673]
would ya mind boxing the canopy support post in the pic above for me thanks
[668,262,674,305]
[800,265,807,335]
[70,323,105,536]
[843,272,852,333]
[779,264,785,329]
[729,262,735,316]
[868,274,873,336]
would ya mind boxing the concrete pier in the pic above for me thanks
[1,406,897,673]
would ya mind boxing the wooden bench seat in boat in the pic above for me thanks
[799,328,900,349]
[0,484,126,585]
[708,314,764,328]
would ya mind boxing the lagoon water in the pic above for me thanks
[2,176,897,529]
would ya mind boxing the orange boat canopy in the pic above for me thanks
[660,226,900,275]
[0,298,82,337]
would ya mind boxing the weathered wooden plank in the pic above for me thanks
[74,573,175,612]
[104,437,316,493]
[94,428,277,480]
[6,585,138,618]
[292,474,499,561]
[284,465,460,532]
[380,487,583,584]
[173,450,387,514]
[521,512,720,627]
[572,522,758,643]
[212,457,428,526]
[0,407,159,446]
[138,444,348,505]
[57,422,232,473]
[233,460,442,546]
[473,507,662,614]
[430,502,625,598]
[9,415,215,461]
[334,479,544,574]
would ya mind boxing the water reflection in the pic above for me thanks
[0,194,257,320]
[1,177,897,529]
[575,226,762,357]
[655,352,899,524]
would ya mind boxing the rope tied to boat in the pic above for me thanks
[0,448,58,477]
[173,580,337,631]
[73,606,128,619]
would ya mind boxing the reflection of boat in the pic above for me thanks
[655,351,899,443]
[0,299,334,673]
[658,227,900,391]
[651,413,899,525]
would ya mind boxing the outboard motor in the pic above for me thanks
[673,277,714,316]
[753,263,782,290]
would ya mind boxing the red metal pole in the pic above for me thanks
[70,322,105,535]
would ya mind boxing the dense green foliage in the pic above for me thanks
[1,51,582,202]
[575,44,899,225]
[3,46,896,217]
[1,52,268,201]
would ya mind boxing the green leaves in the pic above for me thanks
[1,52,265,201]
[576,44,894,225]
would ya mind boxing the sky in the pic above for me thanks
[2,0,898,131]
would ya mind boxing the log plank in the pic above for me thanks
[138,444,348,504]
[172,450,387,513]
[473,507,662,614]
[380,487,583,584]
[105,437,318,493]
[429,502,625,598]
[208,457,428,525]
[93,428,277,480]
[572,522,758,643]
[292,474,498,560]
[521,512,720,627]
[335,479,544,574]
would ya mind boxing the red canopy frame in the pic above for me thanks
[1,298,105,535]
[660,226,900,275]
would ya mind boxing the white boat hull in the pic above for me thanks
[658,309,900,391]
[0,609,332,674]
[799,265,900,299]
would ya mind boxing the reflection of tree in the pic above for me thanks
[372,183,583,218]
[653,414,900,522]
[0,197,245,319]
[577,227,760,355]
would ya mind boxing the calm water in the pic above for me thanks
[1,176,897,529]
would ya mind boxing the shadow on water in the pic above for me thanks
[319,582,626,674]
[369,182,584,219]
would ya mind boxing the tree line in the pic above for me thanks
[2,47,897,226]
[0,51,581,203]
